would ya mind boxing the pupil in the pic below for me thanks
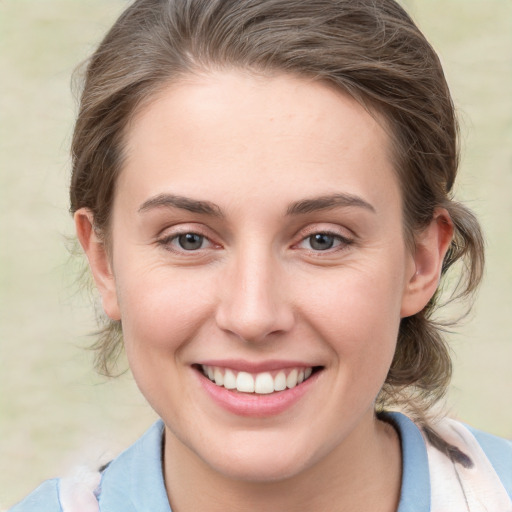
[310,233,334,250]
[179,233,203,250]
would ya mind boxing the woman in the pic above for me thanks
[11,0,511,511]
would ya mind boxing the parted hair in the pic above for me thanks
[71,0,484,419]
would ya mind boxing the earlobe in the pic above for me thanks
[74,209,121,321]
[400,208,454,318]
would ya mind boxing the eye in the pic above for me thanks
[297,232,352,252]
[158,231,214,252]
[176,233,206,251]
[308,233,337,251]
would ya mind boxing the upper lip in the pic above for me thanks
[195,359,321,373]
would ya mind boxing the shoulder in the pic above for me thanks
[463,421,512,497]
[8,479,62,512]
[7,421,167,512]
[8,467,102,512]
[424,416,512,509]
[384,412,512,512]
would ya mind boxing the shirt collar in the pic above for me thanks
[99,420,171,512]
[385,411,431,512]
[99,412,430,512]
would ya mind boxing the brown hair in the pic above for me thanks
[71,0,484,418]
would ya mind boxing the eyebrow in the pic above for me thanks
[286,193,376,215]
[138,193,223,217]
[138,192,375,217]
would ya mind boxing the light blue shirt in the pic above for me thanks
[9,412,512,511]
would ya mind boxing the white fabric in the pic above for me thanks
[59,466,101,512]
[425,418,512,512]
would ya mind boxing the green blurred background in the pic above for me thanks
[0,0,511,508]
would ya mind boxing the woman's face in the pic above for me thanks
[84,71,433,481]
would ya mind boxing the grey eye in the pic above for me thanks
[308,233,335,250]
[177,233,204,250]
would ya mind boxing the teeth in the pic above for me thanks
[254,373,274,394]
[286,369,298,389]
[201,365,315,394]
[236,372,255,393]
[274,371,287,391]
[223,369,236,389]
[214,368,224,386]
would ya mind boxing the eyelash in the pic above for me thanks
[294,230,354,254]
[156,228,353,255]
[157,230,214,253]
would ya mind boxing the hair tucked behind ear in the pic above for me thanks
[377,200,484,414]
[71,0,485,422]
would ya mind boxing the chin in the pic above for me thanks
[212,453,310,483]
[194,431,320,483]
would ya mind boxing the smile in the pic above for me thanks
[194,362,324,417]
[201,365,315,394]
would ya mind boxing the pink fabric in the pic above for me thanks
[424,418,512,512]
[59,466,100,512]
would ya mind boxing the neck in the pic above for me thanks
[163,413,402,512]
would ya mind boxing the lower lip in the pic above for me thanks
[195,369,321,417]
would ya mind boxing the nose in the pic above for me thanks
[215,248,295,343]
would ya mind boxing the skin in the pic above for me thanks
[76,71,453,511]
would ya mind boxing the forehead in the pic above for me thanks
[118,71,400,214]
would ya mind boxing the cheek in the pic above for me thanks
[297,262,405,367]
[114,263,217,356]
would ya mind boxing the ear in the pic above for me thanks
[400,208,454,318]
[75,208,121,321]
